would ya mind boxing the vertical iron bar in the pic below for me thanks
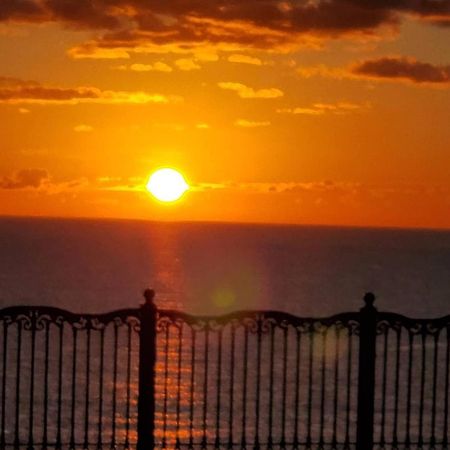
[268,325,275,449]
[84,327,91,449]
[380,327,389,448]
[97,328,105,450]
[111,323,119,449]
[227,326,235,449]
[69,328,78,450]
[254,319,262,450]
[202,328,210,449]
[443,326,450,448]
[137,289,157,450]
[1,321,8,449]
[392,327,401,448]
[418,332,426,448]
[215,329,222,449]
[125,324,132,449]
[14,322,22,449]
[175,324,183,449]
[27,314,36,450]
[306,328,314,449]
[356,293,377,450]
[42,321,50,449]
[162,325,170,449]
[293,329,301,449]
[56,323,63,450]
[319,329,327,448]
[405,332,413,448]
[332,327,341,449]
[344,329,353,449]
[241,327,248,449]
[189,329,196,449]
[430,332,439,448]
[281,326,288,449]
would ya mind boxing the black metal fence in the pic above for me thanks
[0,291,449,449]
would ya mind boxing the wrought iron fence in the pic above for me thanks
[0,291,449,449]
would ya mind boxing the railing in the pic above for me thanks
[0,291,449,449]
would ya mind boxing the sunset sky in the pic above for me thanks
[1,0,449,229]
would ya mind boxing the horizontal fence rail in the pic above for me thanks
[0,291,449,449]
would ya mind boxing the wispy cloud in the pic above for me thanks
[73,124,94,132]
[235,119,271,127]
[174,58,201,71]
[297,64,349,80]
[218,82,283,99]
[228,54,263,66]
[0,76,182,105]
[196,123,210,129]
[118,62,173,72]
[277,102,369,116]
[0,169,49,190]
[298,57,450,87]
[351,56,450,85]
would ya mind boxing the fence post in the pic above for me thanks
[356,292,377,450]
[137,289,157,450]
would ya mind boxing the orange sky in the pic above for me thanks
[0,1,450,229]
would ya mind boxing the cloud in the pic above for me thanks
[196,123,210,129]
[0,169,49,189]
[0,76,181,105]
[174,58,201,71]
[191,179,361,194]
[351,56,450,85]
[74,124,93,132]
[228,54,263,66]
[277,107,325,116]
[235,119,271,127]
[277,102,368,115]
[2,0,449,57]
[128,62,173,72]
[193,51,219,62]
[70,47,131,59]
[297,64,349,80]
[218,82,283,99]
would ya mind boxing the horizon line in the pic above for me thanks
[1,213,450,233]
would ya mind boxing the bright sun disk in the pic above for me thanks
[146,168,189,202]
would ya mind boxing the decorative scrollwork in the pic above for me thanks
[376,312,450,336]
[156,308,361,337]
[0,306,141,332]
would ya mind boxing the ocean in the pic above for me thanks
[1,217,450,448]
[0,216,449,316]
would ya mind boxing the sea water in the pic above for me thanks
[0,217,449,316]
[1,217,450,448]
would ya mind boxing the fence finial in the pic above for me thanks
[143,288,155,305]
[363,292,376,308]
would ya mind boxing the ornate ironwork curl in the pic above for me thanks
[156,308,361,336]
[0,306,141,332]
[377,312,450,336]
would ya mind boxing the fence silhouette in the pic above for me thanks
[0,291,449,449]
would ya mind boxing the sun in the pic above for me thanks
[146,168,189,202]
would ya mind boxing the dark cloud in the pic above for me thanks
[0,0,46,22]
[0,76,179,104]
[352,57,450,84]
[0,168,49,189]
[1,0,449,53]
